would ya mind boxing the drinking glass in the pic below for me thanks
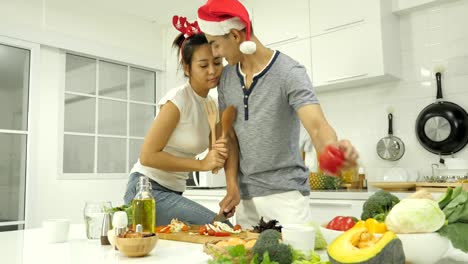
[83,201,112,239]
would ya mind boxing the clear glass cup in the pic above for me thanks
[83,201,112,239]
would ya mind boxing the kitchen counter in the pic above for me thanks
[2,223,466,264]
[184,188,431,200]
[1,224,211,264]
[1,224,330,264]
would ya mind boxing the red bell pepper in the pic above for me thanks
[326,216,357,231]
[319,145,345,175]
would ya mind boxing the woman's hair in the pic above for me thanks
[172,33,209,75]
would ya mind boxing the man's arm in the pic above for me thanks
[297,104,358,169]
[218,127,240,217]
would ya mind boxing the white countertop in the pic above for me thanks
[0,224,211,264]
[3,223,466,264]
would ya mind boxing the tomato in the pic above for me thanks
[207,229,215,236]
[198,225,207,235]
[214,231,231,237]
[326,216,357,231]
[233,224,242,231]
[319,145,345,175]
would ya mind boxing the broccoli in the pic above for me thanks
[361,190,400,221]
[252,229,292,264]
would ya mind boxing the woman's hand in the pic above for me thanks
[200,149,225,171]
[212,137,229,159]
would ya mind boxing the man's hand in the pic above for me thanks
[336,139,359,169]
[218,188,240,218]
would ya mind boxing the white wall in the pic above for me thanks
[316,1,468,180]
[0,0,164,70]
[0,0,166,227]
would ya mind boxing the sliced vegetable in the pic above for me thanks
[326,216,356,231]
[327,227,405,264]
[354,218,387,234]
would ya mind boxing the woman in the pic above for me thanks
[123,16,227,226]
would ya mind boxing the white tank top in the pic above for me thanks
[130,82,217,192]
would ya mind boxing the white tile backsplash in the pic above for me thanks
[315,1,468,181]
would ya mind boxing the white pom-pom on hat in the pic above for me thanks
[240,41,256,54]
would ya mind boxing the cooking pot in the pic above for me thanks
[415,72,468,155]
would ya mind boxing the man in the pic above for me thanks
[197,0,359,228]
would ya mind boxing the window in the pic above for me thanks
[0,41,33,231]
[62,54,157,178]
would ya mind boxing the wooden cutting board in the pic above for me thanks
[415,182,468,192]
[156,225,258,244]
[369,182,417,191]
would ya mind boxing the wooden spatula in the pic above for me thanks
[213,106,237,174]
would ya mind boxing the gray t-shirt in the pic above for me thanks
[218,51,319,199]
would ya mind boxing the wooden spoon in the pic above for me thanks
[213,106,237,174]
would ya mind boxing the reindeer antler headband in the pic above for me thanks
[172,15,202,38]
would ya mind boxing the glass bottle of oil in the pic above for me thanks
[132,176,155,234]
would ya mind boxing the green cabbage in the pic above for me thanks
[385,198,445,233]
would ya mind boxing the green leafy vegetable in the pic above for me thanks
[107,204,133,225]
[436,186,468,253]
[438,223,468,253]
[385,198,445,233]
[305,221,327,250]
[442,191,468,224]
[438,187,454,209]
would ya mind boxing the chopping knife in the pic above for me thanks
[212,211,230,223]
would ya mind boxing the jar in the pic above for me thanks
[83,201,112,239]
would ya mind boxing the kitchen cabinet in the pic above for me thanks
[309,199,365,225]
[309,0,401,90]
[245,0,310,46]
[309,0,371,37]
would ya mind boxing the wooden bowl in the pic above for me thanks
[115,234,158,257]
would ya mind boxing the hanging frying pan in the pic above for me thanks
[377,113,405,161]
[415,72,468,155]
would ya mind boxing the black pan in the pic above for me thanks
[415,72,468,155]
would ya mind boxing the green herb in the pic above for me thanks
[291,248,330,264]
[437,187,468,252]
[106,204,133,225]
[438,223,468,252]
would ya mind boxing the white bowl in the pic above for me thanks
[397,233,450,264]
[319,226,344,245]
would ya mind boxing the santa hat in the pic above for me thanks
[197,0,256,54]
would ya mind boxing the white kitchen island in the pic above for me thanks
[0,224,212,264]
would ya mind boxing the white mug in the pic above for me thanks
[43,219,70,243]
[281,224,316,255]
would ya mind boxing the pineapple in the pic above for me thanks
[309,172,326,190]
[309,172,342,190]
